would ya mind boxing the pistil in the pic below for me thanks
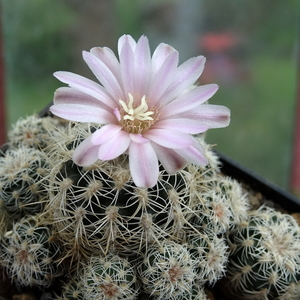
[118,93,156,134]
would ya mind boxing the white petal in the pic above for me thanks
[148,51,179,107]
[54,71,116,109]
[98,131,130,160]
[153,118,208,134]
[118,34,136,56]
[129,141,159,188]
[130,133,149,143]
[151,43,177,74]
[134,35,151,96]
[161,56,206,106]
[90,47,121,84]
[119,38,135,94]
[83,51,123,100]
[151,143,188,174]
[175,142,208,166]
[73,136,99,166]
[50,103,115,123]
[176,105,231,128]
[160,84,219,118]
[143,129,194,149]
[53,87,111,112]
[91,124,122,145]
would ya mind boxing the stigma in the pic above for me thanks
[117,93,156,134]
[119,94,154,121]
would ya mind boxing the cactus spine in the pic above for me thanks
[226,207,300,300]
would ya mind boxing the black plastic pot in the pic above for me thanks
[216,150,300,213]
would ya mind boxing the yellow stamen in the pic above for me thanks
[118,93,156,134]
[119,94,154,122]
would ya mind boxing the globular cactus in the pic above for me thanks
[138,240,196,299]
[0,146,52,219]
[225,206,300,300]
[81,254,138,300]
[190,176,249,234]
[54,276,84,300]
[150,284,210,300]
[7,114,63,151]
[186,231,228,285]
[0,215,63,288]
[45,122,219,258]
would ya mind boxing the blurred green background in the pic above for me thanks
[1,0,299,191]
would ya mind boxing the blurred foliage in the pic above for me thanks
[2,0,75,83]
[1,0,299,189]
[201,0,299,54]
[206,55,296,188]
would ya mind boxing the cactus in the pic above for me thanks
[190,176,249,234]
[81,254,138,300]
[3,32,299,300]
[138,240,196,299]
[0,215,63,288]
[0,146,52,219]
[45,122,220,259]
[150,284,210,300]
[54,276,84,300]
[7,114,63,151]
[225,206,300,300]
[186,231,228,285]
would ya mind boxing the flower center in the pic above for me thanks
[118,93,155,134]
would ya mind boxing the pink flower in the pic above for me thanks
[50,35,230,188]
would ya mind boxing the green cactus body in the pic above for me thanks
[172,285,210,300]
[0,215,63,288]
[187,231,228,285]
[8,115,63,150]
[49,157,191,257]
[138,240,196,299]
[46,123,218,258]
[226,207,300,300]
[0,147,51,219]
[82,254,138,300]
[55,277,84,300]
[190,177,249,234]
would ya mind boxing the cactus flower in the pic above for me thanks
[50,35,230,187]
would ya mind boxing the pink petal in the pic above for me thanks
[143,129,194,149]
[73,136,99,166]
[90,47,121,84]
[53,87,112,112]
[153,118,208,134]
[91,124,122,145]
[54,71,116,109]
[98,131,130,160]
[174,141,208,166]
[148,51,179,107]
[130,133,149,143]
[50,103,115,123]
[83,51,123,100]
[176,105,231,128]
[119,38,135,94]
[160,84,219,118]
[129,141,159,188]
[118,34,136,56]
[133,35,151,96]
[161,56,206,106]
[151,43,177,75]
[151,143,188,174]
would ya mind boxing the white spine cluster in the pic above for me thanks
[0,215,62,288]
[82,254,138,300]
[226,206,300,300]
[138,240,196,299]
